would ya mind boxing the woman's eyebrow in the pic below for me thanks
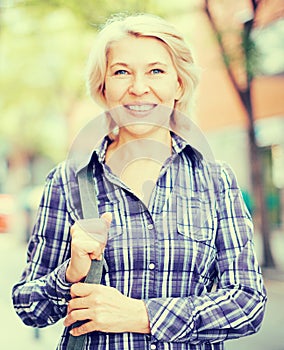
[147,62,168,67]
[109,61,168,69]
[109,62,129,69]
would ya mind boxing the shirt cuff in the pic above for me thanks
[46,259,73,306]
[144,297,195,343]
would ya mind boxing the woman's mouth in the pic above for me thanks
[124,104,157,116]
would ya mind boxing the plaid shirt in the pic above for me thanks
[12,134,266,350]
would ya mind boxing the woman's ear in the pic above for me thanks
[175,79,183,101]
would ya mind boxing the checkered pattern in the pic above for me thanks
[12,134,266,349]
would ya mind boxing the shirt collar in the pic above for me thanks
[69,108,215,174]
[72,132,202,175]
[171,132,203,167]
[71,136,110,175]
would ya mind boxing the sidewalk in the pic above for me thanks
[0,234,62,350]
[1,229,283,350]
[227,229,284,349]
[226,278,284,350]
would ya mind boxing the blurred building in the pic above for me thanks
[186,1,284,230]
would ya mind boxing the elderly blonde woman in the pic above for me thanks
[12,13,266,350]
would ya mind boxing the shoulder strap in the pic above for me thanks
[77,161,99,218]
[67,160,103,350]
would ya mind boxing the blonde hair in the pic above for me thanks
[86,13,199,114]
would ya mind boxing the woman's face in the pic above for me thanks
[103,35,181,137]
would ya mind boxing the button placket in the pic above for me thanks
[147,221,156,270]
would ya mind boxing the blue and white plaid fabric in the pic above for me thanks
[12,133,266,350]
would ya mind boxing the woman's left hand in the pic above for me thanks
[64,283,150,336]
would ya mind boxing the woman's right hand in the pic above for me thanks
[66,213,112,283]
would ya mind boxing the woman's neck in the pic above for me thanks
[105,127,173,205]
[110,126,172,152]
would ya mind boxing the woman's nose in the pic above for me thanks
[128,74,150,96]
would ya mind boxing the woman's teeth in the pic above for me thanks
[126,105,155,111]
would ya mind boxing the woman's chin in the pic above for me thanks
[121,123,162,138]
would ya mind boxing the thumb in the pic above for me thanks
[101,212,112,229]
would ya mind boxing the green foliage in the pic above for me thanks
[0,0,155,162]
[22,0,152,26]
[1,5,88,160]
[241,24,260,82]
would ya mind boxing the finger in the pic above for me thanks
[68,296,89,314]
[90,252,103,260]
[69,320,96,336]
[64,309,91,327]
[101,212,112,228]
[71,234,102,247]
[76,214,112,235]
[70,223,79,236]
[70,282,98,298]
[74,214,112,244]
[70,221,93,237]
[72,238,103,256]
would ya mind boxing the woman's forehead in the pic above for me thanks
[107,35,174,65]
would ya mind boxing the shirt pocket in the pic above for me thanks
[176,194,216,242]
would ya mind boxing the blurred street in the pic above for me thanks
[1,228,283,350]
[0,233,63,349]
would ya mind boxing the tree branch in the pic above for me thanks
[203,0,246,106]
[251,0,260,12]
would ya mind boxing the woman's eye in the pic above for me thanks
[114,70,129,75]
[150,68,164,75]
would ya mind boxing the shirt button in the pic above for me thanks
[149,263,155,270]
[147,223,154,230]
[150,344,157,350]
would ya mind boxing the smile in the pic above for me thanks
[124,104,157,112]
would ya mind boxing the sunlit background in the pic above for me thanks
[0,0,284,349]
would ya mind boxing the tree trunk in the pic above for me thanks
[242,89,275,268]
[204,0,276,269]
[239,14,275,269]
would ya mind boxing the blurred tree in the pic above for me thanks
[1,5,88,161]
[0,0,154,163]
[22,0,153,25]
[203,0,279,268]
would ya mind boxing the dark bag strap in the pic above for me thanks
[67,161,103,350]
